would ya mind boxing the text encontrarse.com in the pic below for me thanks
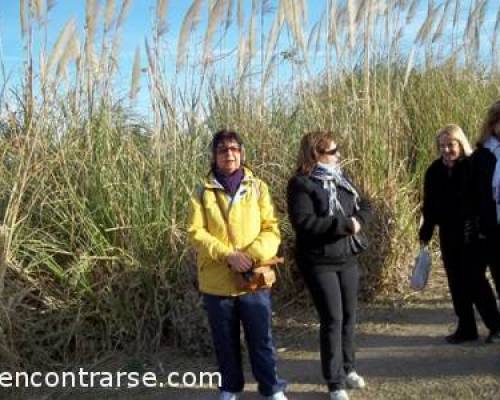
[0,369,222,389]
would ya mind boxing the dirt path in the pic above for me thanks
[8,270,500,400]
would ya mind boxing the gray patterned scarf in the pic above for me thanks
[311,162,360,216]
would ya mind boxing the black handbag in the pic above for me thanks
[349,233,368,255]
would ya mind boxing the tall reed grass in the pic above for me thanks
[0,0,499,368]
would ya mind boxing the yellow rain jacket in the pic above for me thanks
[187,168,281,296]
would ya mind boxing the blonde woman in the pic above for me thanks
[419,124,500,344]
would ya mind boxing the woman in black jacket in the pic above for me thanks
[470,100,500,343]
[420,124,500,344]
[287,131,371,400]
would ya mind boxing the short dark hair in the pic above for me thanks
[210,130,246,169]
[211,130,244,155]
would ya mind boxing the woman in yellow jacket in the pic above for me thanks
[188,130,287,400]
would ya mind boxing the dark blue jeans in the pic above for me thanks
[203,290,287,396]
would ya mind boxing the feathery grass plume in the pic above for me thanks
[85,0,100,71]
[224,0,233,30]
[493,7,500,61]
[32,0,44,23]
[237,0,244,28]
[453,0,461,28]
[300,0,308,26]
[347,0,357,50]
[307,17,323,56]
[328,0,338,45]
[263,4,284,82]
[104,0,115,32]
[246,0,258,61]
[156,0,169,22]
[356,0,369,25]
[403,45,415,88]
[406,0,419,24]
[156,0,169,36]
[283,0,306,52]
[203,0,228,64]
[86,0,99,44]
[415,4,439,44]
[238,36,250,79]
[56,35,80,80]
[39,49,46,86]
[464,0,483,46]
[109,36,121,74]
[20,0,27,38]
[176,0,204,71]
[130,46,141,100]
[432,0,452,43]
[145,37,155,76]
[47,19,76,75]
[116,0,132,30]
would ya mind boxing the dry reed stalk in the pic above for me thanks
[432,0,451,43]
[203,0,228,65]
[0,225,6,296]
[32,0,44,22]
[415,4,439,44]
[116,0,132,29]
[493,8,500,68]
[176,0,203,71]
[248,0,257,59]
[46,19,76,75]
[104,0,115,32]
[328,0,338,45]
[403,45,415,88]
[238,36,249,79]
[130,46,141,100]
[155,0,169,37]
[406,0,419,24]
[20,0,27,38]
[57,35,80,80]
[347,0,357,50]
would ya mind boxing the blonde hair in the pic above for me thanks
[477,100,500,145]
[435,124,472,156]
[295,130,337,175]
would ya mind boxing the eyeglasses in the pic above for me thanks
[320,147,339,156]
[216,145,241,155]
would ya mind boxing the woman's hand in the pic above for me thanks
[350,217,361,234]
[227,251,253,272]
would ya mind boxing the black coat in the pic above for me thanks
[287,173,372,269]
[470,146,500,238]
[419,157,472,244]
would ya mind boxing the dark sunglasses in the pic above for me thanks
[320,147,339,156]
[216,145,241,154]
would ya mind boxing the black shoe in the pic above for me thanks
[485,329,500,344]
[445,332,478,344]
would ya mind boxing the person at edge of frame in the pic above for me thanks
[419,124,500,345]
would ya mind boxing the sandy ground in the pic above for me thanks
[5,269,500,400]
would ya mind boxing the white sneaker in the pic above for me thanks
[267,391,288,400]
[220,391,238,400]
[346,371,366,389]
[330,389,349,400]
